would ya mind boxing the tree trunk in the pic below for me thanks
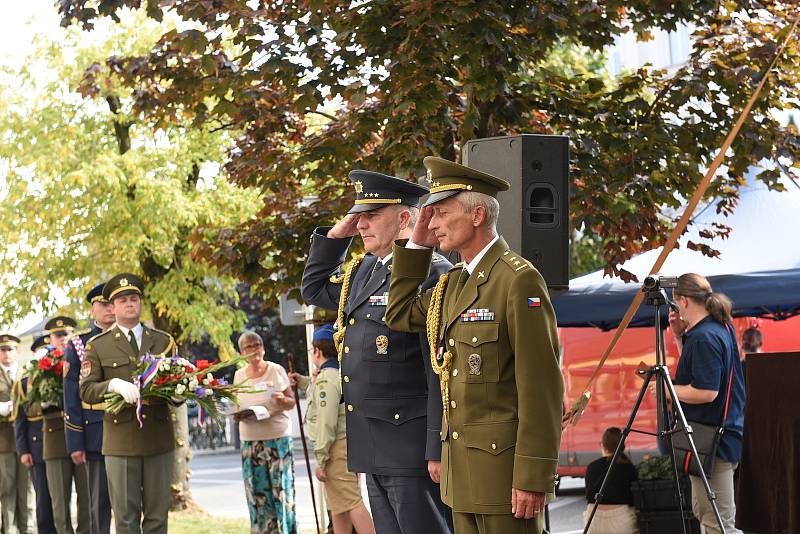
[169,403,198,511]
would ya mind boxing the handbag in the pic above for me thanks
[672,323,737,479]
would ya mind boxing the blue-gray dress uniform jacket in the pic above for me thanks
[14,378,44,464]
[302,228,451,476]
[64,324,104,460]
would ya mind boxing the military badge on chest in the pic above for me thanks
[376,335,389,355]
[468,353,482,375]
[368,292,388,306]
[460,308,495,322]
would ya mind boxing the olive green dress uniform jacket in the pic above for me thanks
[79,325,176,457]
[42,409,69,460]
[0,369,16,453]
[385,238,563,515]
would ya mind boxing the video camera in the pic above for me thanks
[642,275,679,312]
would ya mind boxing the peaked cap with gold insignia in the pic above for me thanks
[44,316,78,335]
[347,170,429,214]
[30,335,50,351]
[422,156,510,207]
[103,273,145,301]
[0,334,21,349]
[86,282,108,304]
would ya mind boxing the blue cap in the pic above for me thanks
[347,170,429,214]
[312,324,335,343]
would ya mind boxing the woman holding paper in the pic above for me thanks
[234,331,297,534]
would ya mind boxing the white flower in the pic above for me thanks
[175,384,186,395]
[188,378,199,391]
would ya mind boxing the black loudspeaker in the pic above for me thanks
[463,134,570,294]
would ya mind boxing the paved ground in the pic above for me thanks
[190,398,588,532]
[191,446,587,532]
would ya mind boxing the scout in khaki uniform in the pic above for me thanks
[14,336,57,534]
[42,316,90,534]
[0,334,34,534]
[63,283,114,534]
[385,157,564,534]
[289,324,375,534]
[79,273,177,534]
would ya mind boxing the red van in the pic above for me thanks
[558,315,800,478]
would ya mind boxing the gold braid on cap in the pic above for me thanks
[333,255,365,365]
[426,272,453,425]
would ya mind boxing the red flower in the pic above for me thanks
[38,357,53,371]
[54,361,64,376]
[196,360,211,370]
[51,349,63,358]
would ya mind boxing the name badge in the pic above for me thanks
[460,308,495,322]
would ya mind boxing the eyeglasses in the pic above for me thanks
[240,344,263,353]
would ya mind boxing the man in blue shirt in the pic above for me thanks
[668,273,745,534]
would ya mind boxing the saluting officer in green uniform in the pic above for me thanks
[42,317,90,534]
[385,157,564,534]
[0,334,34,534]
[79,274,177,534]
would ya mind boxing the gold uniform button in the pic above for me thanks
[472,336,478,343]
[448,339,455,347]
[142,414,147,420]
[381,316,386,321]
[347,404,354,412]
[394,413,400,420]
[452,368,458,376]
[349,318,355,325]
[84,421,89,425]
[32,436,37,441]
[113,419,118,424]
[344,376,350,383]
[344,346,350,354]
[491,443,497,450]
[452,431,459,440]
[366,313,371,318]
[112,362,118,367]
[450,400,456,409]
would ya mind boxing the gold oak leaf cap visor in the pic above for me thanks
[347,170,430,214]
[422,156,510,207]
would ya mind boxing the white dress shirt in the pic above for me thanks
[115,323,144,351]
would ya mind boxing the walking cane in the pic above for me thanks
[287,352,322,534]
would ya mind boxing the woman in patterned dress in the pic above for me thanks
[234,331,297,534]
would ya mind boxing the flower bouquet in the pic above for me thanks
[104,353,248,427]
[23,345,67,407]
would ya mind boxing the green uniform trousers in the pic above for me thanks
[105,450,174,534]
[44,458,89,534]
[0,452,34,534]
[452,511,545,534]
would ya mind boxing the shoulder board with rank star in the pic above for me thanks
[500,250,533,273]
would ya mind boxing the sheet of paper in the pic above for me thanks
[250,405,270,420]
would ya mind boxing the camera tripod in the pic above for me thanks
[582,286,726,534]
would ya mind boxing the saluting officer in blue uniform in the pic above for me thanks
[14,336,57,534]
[63,283,115,534]
[302,171,453,534]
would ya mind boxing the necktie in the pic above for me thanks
[128,330,139,355]
[364,260,384,288]
[455,268,469,297]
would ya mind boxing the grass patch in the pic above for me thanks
[168,511,249,534]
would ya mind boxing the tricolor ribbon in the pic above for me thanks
[198,405,206,427]
[134,375,144,429]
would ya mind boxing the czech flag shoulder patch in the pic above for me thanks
[527,297,541,308]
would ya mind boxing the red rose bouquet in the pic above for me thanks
[23,345,67,406]
[104,353,249,426]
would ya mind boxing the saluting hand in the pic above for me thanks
[410,206,438,248]
[327,214,361,239]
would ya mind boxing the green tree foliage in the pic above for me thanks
[0,16,260,359]
[57,1,800,292]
